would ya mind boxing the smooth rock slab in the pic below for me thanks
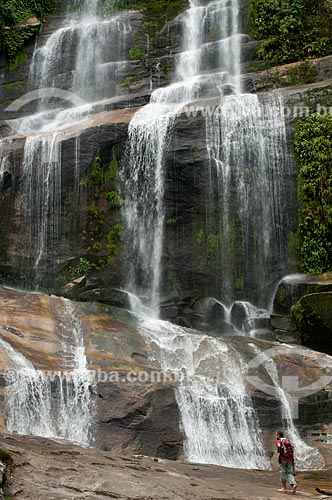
[0,433,330,500]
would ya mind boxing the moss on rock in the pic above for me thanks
[292,291,332,354]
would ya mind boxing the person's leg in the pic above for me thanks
[278,461,287,491]
[286,461,297,494]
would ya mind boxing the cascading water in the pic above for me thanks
[8,0,132,286]
[21,134,62,274]
[123,101,177,318]
[0,142,5,188]
[1,300,93,445]
[124,0,288,313]
[122,0,306,470]
[206,93,288,308]
[139,318,269,469]
[122,0,241,316]
[250,345,325,470]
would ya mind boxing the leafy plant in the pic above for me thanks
[68,257,92,280]
[81,149,124,270]
[129,46,144,60]
[0,0,58,59]
[294,114,332,273]
[249,0,332,65]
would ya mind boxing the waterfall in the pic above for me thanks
[122,0,242,315]
[21,134,62,277]
[120,0,305,470]
[206,93,288,308]
[1,300,93,445]
[176,0,205,80]
[0,142,5,188]
[122,100,177,318]
[139,318,270,469]
[250,345,325,470]
[29,17,130,105]
[11,3,131,286]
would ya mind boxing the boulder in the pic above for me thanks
[61,275,87,298]
[230,301,270,333]
[190,298,229,333]
[206,300,227,328]
[274,329,301,345]
[271,314,297,332]
[292,292,332,354]
[214,320,238,336]
[78,287,131,309]
[273,274,332,315]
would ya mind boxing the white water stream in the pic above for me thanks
[4,1,131,284]
[123,0,243,315]
[249,344,325,470]
[138,314,270,469]
[121,0,310,470]
[1,299,93,445]
[206,93,288,308]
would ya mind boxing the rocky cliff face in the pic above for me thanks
[0,0,332,476]
[1,2,331,311]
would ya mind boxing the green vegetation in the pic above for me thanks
[120,75,135,91]
[249,0,332,66]
[7,51,28,70]
[68,257,92,280]
[294,114,332,273]
[129,46,145,60]
[259,61,319,89]
[81,149,125,271]
[195,229,221,268]
[1,79,24,89]
[0,448,13,500]
[99,0,187,34]
[0,0,58,59]
[292,292,332,352]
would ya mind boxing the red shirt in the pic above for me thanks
[276,438,293,462]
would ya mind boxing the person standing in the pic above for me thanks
[276,431,297,494]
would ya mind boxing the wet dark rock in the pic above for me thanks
[188,298,230,333]
[206,300,227,327]
[230,302,248,331]
[270,313,301,346]
[160,305,178,321]
[250,328,275,341]
[78,287,131,309]
[95,382,181,459]
[292,291,332,355]
[216,320,238,336]
[273,274,332,315]
[61,275,87,298]
[271,314,297,332]
[274,329,301,344]
[2,432,332,500]
[0,288,332,468]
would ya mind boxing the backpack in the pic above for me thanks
[280,438,293,458]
